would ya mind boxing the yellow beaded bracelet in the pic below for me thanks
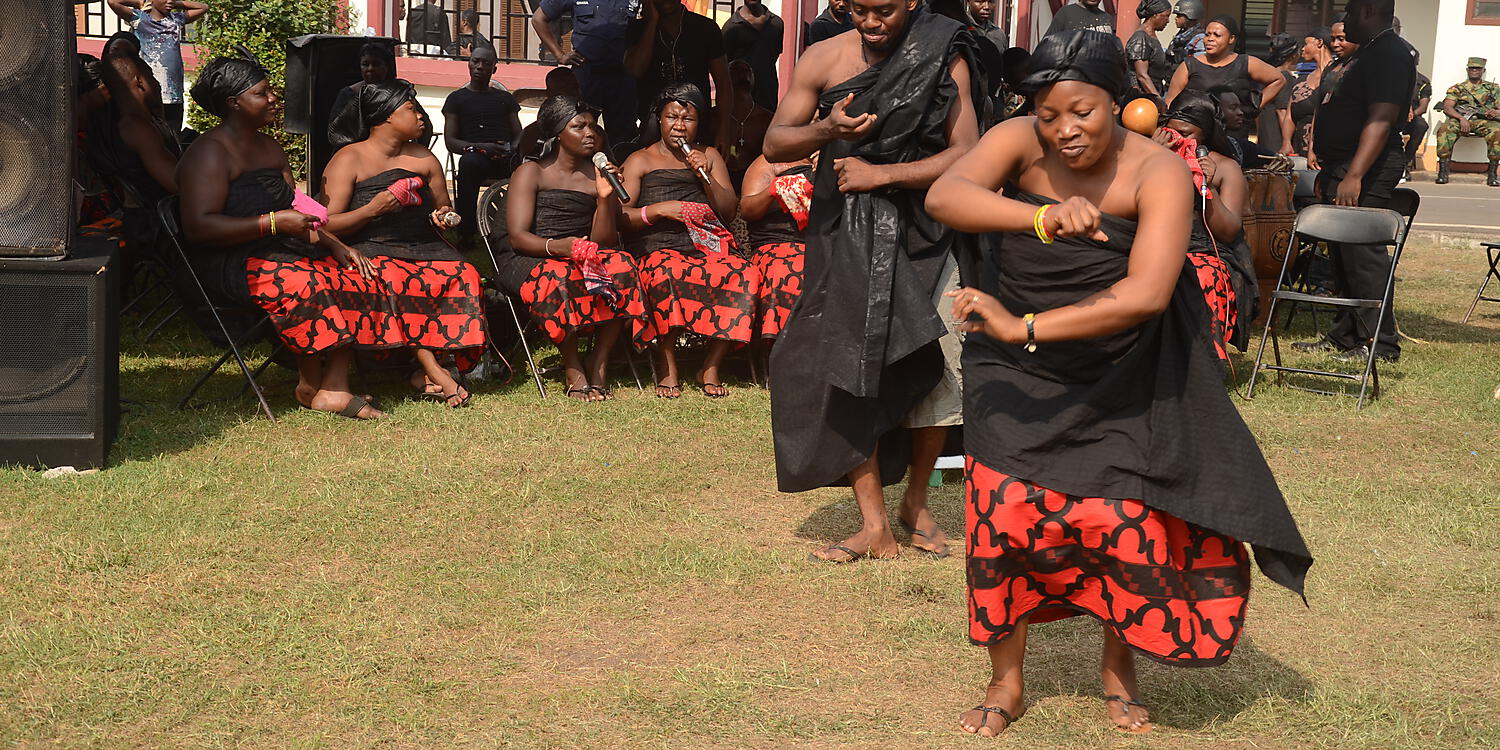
[1033,205,1054,244]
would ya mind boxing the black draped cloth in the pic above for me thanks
[627,169,709,257]
[962,192,1311,596]
[189,167,326,306]
[770,12,984,491]
[494,188,596,295]
[343,168,459,261]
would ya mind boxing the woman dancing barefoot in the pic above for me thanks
[926,31,1311,737]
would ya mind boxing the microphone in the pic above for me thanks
[591,152,630,204]
[677,139,711,182]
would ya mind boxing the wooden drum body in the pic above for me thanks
[1241,169,1297,323]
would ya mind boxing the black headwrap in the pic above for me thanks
[1162,88,1234,156]
[190,51,269,119]
[327,78,418,147]
[1307,27,1332,51]
[1019,30,1129,99]
[532,94,601,159]
[1265,32,1299,66]
[76,53,103,94]
[642,82,709,145]
[1207,13,1240,38]
[1136,0,1171,19]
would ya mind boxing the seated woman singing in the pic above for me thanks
[738,152,814,340]
[177,55,387,419]
[618,83,758,399]
[494,95,653,402]
[1151,89,1258,357]
[925,31,1310,738]
[321,79,487,408]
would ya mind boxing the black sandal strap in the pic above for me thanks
[973,705,1016,728]
[1105,694,1149,709]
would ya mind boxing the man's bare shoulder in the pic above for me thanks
[794,31,856,88]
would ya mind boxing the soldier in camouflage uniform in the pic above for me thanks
[1166,0,1205,68]
[1434,56,1500,186]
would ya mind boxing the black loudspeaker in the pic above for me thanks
[0,237,121,469]
[0,4,75,258]
[285,34,399,196]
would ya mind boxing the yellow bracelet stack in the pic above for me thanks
[1033,205,1053,244]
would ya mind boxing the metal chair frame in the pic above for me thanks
[1463,241,1500,324]
[156,196,280,422]
[1247,201,1411,409]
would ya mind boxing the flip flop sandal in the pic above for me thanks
[442,389,472,408]
[699,382,730,399]
[807,543,865,564]
[967,705,1019,735]
[1105,695,1152,733]
[899,518,952,559]
[585,385,613,401]
[656,383,682,399]
[334,395,376,420]
[566,386,595,402]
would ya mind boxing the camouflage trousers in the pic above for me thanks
[1434,116,1500,160]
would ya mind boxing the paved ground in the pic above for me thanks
[1402,178,1500,235]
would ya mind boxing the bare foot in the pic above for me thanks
[1102,629,1151,733]
[959,682,1025,737]
[696,366,729,398]
[408,371,443,398]
[308,390,386,420]
[298,384,376,409]
[808,527,900,562]
[897,502,950,557]
[655,378,682,399]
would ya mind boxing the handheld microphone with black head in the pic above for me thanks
[591,151,630,204]
[677,139,711,182]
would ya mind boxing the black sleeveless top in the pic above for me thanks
[343,168,459,261]
[628,168,709,257]
[493,188,597,294]
[747,165,812,250]
[1185,54,1251,97]
[188,167,324,306]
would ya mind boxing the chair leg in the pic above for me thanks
[143,304,184,343]
[1247,293,1281,398]
[1463,249,1498,324]
[179,346,239,411]
[503,294,547,398]
[624,346,645,391]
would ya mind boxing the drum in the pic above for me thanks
[1241,169,1296,322]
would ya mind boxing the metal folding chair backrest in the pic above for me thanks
[1387,187,1420,247]
[476,181,509,271]
[1292,204,1405,248]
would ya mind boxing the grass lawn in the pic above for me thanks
[1,235,1497,749]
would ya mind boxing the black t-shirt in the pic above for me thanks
[1045,3,1114,36]
[629,11,725,116]
[805,8,851,46]
[723,11,784,110]
[442,85,521,144]
[1313,30,1415,166]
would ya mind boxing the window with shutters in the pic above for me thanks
[1469,0,1500,25]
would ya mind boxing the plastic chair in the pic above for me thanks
[155,196,280,422]
[1247,203,1409,408]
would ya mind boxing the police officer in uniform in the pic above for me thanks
[533,0,642,145]
[1167,0,1206,68]
[1434,56,1500,186]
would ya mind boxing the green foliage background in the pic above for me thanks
[186,0,357,177]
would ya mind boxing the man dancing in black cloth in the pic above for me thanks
[763,0,981,563]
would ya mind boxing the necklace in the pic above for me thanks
[727,102,755,158]
[657,19,685,82]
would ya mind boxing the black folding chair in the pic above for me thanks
[1463,241,1500,323]
[155,196,280,422]
[1247,203,1409,409]
[475,181,548,398]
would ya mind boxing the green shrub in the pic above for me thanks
[187,0,357,177]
